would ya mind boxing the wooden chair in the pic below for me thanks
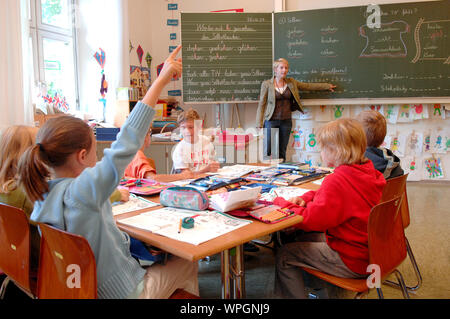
[37,223,97,299]
[0,204,36,299]
[380,174,422,292]
[301,195,410,299]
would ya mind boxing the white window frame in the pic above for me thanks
[29,0,80,110]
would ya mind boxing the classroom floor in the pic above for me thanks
[1,182,448,300]
[197,181,450,299]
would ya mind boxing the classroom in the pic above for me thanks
[0,0,449,305]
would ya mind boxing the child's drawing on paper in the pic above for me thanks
[291,127,304,150]
[407,132,423,156]
[397,104,413,123]
[411,104,429,120]
[403,156,422,181]
[385,105,399,124]
[424,157,444,179]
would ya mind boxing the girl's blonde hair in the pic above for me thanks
[317,118,367,167]
[17,116,93,202]
[273,58,289,71]
[0,126,38,193]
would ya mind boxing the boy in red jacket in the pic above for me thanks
[273,118,386,298]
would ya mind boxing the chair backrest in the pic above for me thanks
[0,204,32,293]
[37,223,97,299]
[368,195,407,281]
[381,173,410,228]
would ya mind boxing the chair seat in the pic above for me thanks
[169,289,200,299]
[301,267,368,293]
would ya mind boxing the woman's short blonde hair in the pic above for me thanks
[355,110,387,147]
[273,58,289,71]
[317,118,367,167]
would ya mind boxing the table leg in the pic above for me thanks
[233,244,246,299]
[221,249,232,299]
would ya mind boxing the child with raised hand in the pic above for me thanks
[356,109,404,179]
[171,108,220,175]
[272,118,386,299]
[17,46,199,299]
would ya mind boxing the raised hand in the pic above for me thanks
[158,45,182,85]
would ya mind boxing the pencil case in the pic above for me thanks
[159,186,209,211]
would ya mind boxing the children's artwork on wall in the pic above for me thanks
[291,127,305,150]
[304,129,319,153]
[130,66,151,99]
[407,131,423,156]
[397,104,413,123]
[94,48,107,122]
[366,104,384,116]
[431,104,446,119]
[391,133,407,158]
[129,40,134,53]
[136,45,144,66]
[423,131,432,153]
[332,105,350,120]
[385,105,399,124]
[431,128,447,154]
[411,104,429,120]
[145,53,152,69]
[424,156,444,179]
[403,156,422,181]
[315,105,332,122]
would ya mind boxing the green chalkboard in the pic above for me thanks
[181,12,273,103]
[274,1,450,99]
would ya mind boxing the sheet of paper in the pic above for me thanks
[118,207,252,245]
[209,186,262,212]
[112,194,159,216]
[259,187,311,202]
[206,164,269,178]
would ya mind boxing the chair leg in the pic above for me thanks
[383,237,422,292]
[376,287,384,299]
[0,276,11,299]
[393,270,410,299]
[404,237,423,291]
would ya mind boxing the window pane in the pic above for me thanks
[42,37,76,112]
[41,0,71,29]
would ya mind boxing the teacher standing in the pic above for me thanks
[256,58,336,162]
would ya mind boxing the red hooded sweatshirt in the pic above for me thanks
[273,161,386,275]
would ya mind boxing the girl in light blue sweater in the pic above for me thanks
[17,47,198,299]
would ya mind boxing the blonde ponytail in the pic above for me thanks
[17,144,51,202]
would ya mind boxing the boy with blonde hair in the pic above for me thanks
[356,110,404,179]
[171,108,219,174]
[273,118,386,298]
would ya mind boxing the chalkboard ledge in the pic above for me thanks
[301,97,450,106]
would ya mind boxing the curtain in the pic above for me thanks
[77,0,129,123]
[0,0,34,128]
